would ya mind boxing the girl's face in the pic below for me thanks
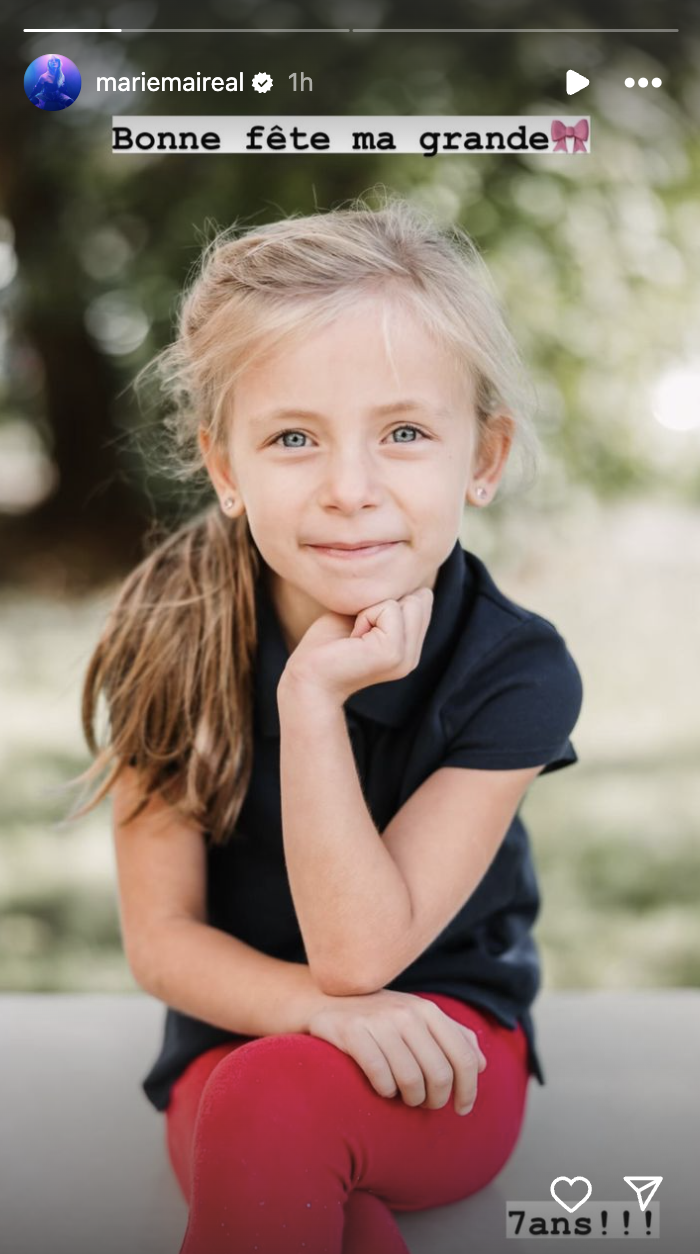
[48,58,59,73]
[216,295,510,648]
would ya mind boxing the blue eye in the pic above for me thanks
[274,430,307,448]
[390,425,426,443]
[271,424,428,448]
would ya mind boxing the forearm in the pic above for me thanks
[137,918,331,1036]
[278,679,412,994]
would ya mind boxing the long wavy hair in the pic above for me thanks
[46,56,66,88]
[63,190,540,847]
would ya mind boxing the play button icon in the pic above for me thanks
[567,70,590,95]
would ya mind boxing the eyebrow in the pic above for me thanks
[250,400,453,428]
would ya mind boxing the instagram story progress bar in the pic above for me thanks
[23,25,680,33]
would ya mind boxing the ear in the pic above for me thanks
[198,425,239,503]
[468,413,515,504]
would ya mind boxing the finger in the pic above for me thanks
[395,1018,458,1111]
[366,1022,429,1108]
[373,600,412,669]
[349,608,375,638]
[341,1020,402,1100]
[359,600,403,645]
[398,589,431,637]
[420,1010,481,1113]
[347,609,394,660]
[403,587,433,611]
[398,593,431,664]
[456,1023,488,1070]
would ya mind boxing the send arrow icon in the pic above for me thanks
[624,1176,663,1212]
[566,70,590,95]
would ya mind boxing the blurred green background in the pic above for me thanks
[1,1,699,995]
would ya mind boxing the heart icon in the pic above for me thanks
[550,1176,592,1213]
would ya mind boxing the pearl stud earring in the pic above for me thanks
[475,486,488,501]
[223,496,235,510]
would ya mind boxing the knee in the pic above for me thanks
[197,1032,355,1129]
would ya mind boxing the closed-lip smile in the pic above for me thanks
[308,540,401,559]
[309,540,397,550]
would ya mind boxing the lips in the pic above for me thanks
[309,542,397,550]
[308,541,400,561]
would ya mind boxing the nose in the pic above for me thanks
[317,441,384,512]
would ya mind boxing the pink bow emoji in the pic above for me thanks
[551,119,589,153]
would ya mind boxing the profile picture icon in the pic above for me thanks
[24,53,81,111]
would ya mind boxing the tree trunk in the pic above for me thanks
[0,47,146,589]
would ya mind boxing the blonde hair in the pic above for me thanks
[46,54,65,88]
[65,190,540,847]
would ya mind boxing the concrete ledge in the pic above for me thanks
[1,990,697,1253]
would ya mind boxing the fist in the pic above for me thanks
[281,586,434,706]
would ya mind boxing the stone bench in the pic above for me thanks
[1,990,696,1253]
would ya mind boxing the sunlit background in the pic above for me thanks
[1,0,699,995]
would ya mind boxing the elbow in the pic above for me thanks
[308,925,410,997]
[127,949,155,996]
[125,934,163,998]
[312,955,388,998]
[316,971,386,998]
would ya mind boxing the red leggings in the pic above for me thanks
[165,993,531,1254]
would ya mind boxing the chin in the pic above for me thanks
[315,578,400,615]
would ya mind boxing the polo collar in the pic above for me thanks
[253,539,472,737]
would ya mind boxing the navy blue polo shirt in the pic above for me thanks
[142,538,583,1111]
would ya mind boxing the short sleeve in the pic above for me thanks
[440,618,583,776]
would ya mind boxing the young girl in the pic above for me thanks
[69,194,583,1254]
